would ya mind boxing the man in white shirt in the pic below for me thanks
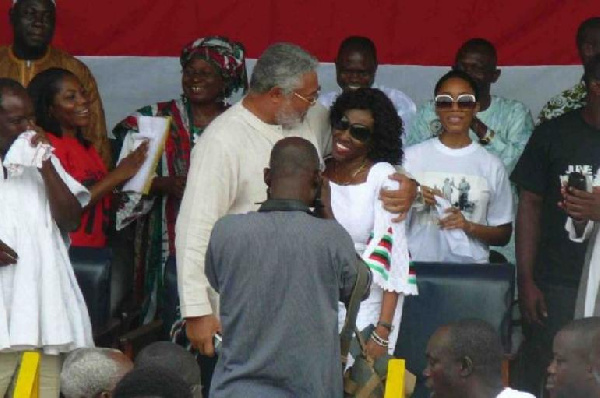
[546,317,600,398]
[424,319,534,398]
[175,43,416,359]
[318,36,416,129]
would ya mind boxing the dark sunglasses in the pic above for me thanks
[434,94,477,110]
[332,116,372,142]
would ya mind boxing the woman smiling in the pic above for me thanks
[27,68,147,248]
[404,70,513,263]
[325,88,417,361]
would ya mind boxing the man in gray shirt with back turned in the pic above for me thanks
[205,137,367,397]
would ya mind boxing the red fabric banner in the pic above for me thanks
[0,0,597,65]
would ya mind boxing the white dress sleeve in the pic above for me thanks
[50,155,90,207]
[361,163,418,295]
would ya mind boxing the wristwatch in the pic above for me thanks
[479,129,495,146]
[412,179,423,203]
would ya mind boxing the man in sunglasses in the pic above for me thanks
[407,38,533,176]
[318,36,417,130]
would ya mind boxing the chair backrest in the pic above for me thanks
[394,262,515,398]
[69,246,112,334]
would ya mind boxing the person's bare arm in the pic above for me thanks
[380,173,417,221]
[39,159,83,232]
[85,141,148,209]
[516,189,546,325]
[366,291,399,359]
[439,207,512,246]
[0,240,18,266]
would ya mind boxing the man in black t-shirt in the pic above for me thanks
[510,54,600,395]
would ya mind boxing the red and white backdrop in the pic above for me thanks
[1,0,598,129]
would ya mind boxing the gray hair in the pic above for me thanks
[249,42,318,94]
[60,348,127,398]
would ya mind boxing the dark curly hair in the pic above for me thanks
[330,88,403,165]
[27,67,91,147]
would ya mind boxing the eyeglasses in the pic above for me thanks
[332,116,372,142]
[434,94,477,110]
[292,91,318,106]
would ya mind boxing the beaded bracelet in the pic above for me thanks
[370,330,389,347]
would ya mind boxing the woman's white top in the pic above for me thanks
[404,138,513,263]
[331,162,417,353]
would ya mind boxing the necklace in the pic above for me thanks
[335,159,369,186]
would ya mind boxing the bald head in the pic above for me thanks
[446,319,503,382]
[269,137,320,180]
[424,320,504,398]
[547,318,600,398]
[561,317,600,357]
[456,38,497,65]
[577,17,600,65]
[265,137,321,205]
[135,342,201,394]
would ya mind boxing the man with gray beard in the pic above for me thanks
[175,42,416,363]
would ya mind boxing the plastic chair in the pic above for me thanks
[394,262,515,398]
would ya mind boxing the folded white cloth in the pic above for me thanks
[119,116,170,194]
[2,131,54,177]
[435,196,472,257]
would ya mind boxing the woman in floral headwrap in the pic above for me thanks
[111,36,248,325]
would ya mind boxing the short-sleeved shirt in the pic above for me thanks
[205,207,358,398]
[48,134,109,247]
[511,110,600,286]
[0,45,110,167]
[406,95,534,174]
[404,139,513,263]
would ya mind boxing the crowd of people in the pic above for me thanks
[1,0,600,396]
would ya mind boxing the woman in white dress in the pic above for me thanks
[325,88,418,359]
[0,79,93,397]
[404,70,513,263]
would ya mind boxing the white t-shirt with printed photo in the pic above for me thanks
[404,138,513,263]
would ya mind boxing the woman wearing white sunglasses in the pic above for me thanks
[404,70,513,263]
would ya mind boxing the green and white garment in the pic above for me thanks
[537,80,586,125]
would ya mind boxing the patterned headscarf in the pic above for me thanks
[180,36,248,99]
